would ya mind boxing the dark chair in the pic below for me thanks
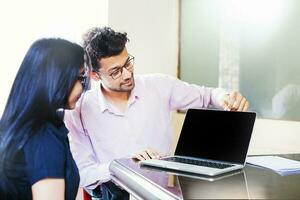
[83,186,102,200]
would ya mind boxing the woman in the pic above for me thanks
[0,38,89,200]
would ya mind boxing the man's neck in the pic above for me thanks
[100,85,131,113]
[101,86,131,107]
[101,86,130,101]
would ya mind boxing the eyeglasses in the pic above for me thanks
[97,55,135,80]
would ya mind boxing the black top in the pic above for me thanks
[0,123,79,200]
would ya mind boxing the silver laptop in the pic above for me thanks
[140,109,256,176]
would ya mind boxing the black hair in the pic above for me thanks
[82,27,129,71]
[0,38,84,197]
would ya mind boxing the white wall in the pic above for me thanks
[0,0,108,115]
[108,0,179,76]
[249,118,300,154]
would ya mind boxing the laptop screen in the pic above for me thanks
[175,109,256,164]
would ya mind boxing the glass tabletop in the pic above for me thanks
[110,154,300,199]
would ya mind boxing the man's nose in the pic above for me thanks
[122,67,132,79]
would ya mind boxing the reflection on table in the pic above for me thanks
[109,154,300,199]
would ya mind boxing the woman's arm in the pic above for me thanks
[32,178,65,200]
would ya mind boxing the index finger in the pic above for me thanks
[147,149,160,159]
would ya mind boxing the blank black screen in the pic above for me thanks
[175,109,256,164]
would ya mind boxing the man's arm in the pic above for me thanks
[64,108,110,189]
[154,74,248,111]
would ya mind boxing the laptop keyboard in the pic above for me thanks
[162,157,233,169]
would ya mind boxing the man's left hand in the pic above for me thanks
[220,91,249,111]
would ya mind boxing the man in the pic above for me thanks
[64,27,249,199]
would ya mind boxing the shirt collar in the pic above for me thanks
[97,80,141,114]
[96,84,110,113]
[129,81,141,102]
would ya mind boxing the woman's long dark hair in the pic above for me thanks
[0,38,84,197]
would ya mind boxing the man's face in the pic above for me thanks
[98,48,135,92]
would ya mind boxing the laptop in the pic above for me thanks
[140,109,256,176]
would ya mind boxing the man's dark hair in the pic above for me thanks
[83,27,129,71]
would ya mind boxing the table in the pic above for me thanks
[109,154,300,199]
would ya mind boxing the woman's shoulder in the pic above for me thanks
[29,122,67,142]
[23,122,68,157]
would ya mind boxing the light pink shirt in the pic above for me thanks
[64,74,227,189]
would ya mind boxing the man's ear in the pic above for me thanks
[90,71,101,81]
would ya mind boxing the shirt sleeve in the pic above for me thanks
[152,74,228,111]
[23,127,65,186]
[64,106,111,189]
